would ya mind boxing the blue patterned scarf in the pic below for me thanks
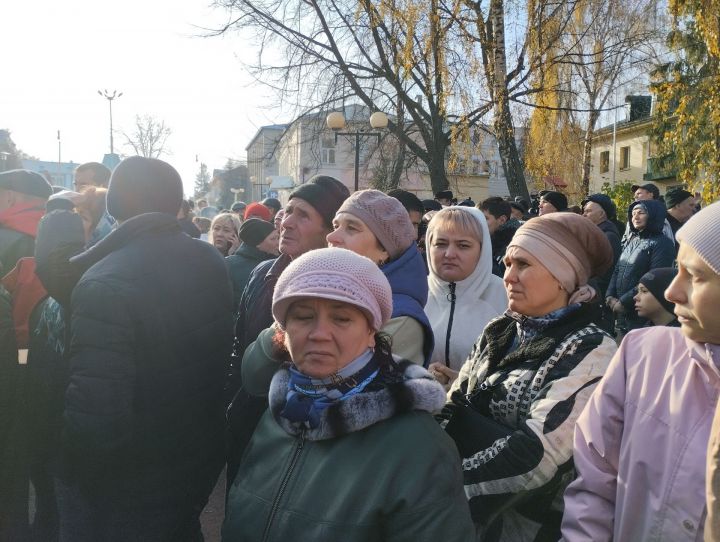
[280,349,379,428]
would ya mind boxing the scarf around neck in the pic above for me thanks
[280,349,378,428]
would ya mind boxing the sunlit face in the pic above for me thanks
[211,219,236,253]
[73,169,100,191]
[429,226,482,283]
[326,213,389,265]
[671,196,696,222]
[280,198,331,259]
[503,246,569,317]
[634,283,667,320]
[631,206,649,230]
[634,188,654,201]
[538,197,558,216]
[583,201,606,225]
[257,230,280,256]
[482,210,506,235]
[284,298,375,378]
[665,243,720,344]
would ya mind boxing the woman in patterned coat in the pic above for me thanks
[437,212,618,542]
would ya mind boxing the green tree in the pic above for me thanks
[194,162,210,198]
[651,0,720,204]
[601,180,634,215]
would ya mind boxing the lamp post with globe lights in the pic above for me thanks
[326,111,388,192]
[98,89,123,154]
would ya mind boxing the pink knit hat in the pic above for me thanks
[676,200,720,274]
[272,247,393,331]
[335,189,417,259]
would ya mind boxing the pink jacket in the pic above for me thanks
[561,326,720,542]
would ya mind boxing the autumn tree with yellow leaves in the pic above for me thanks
[651,0,720,203]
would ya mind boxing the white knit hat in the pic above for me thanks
[272,247,393,331]
[676,200,720,274]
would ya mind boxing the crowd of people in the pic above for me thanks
[1,156,719,542]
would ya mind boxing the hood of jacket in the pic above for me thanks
[268,360,446,441]
[425,207,508,369]
[381,244,434,365]
[628,199,667,236]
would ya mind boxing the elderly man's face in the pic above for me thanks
[666,243,720,344]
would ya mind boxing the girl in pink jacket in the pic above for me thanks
[562,200,720,541]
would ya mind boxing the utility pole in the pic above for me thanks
[98,89,123,154]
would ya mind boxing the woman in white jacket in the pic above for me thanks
[425,206,507,388]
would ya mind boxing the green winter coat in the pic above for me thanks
[223,361,475,542]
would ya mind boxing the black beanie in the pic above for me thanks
[238,218,275,247]
[639,267,678,314]
[664,188,694,209]
[289,175,350,229]
[0,169,52,199]
[106,156,183,221]
[541,191,568,212]
[582,193,617,221]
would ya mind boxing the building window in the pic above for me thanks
[320,134,335,165]
[620,146,630,170]
[600,151,610,173]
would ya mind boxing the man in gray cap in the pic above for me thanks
[0,169,52,275]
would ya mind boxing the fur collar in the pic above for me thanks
[269,361,446,440]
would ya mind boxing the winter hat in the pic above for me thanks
[272,247,392,331]
[261,197,282,213]
[510,200,529,214]
[664,188,694,209]
[435,190,453,201]
[244,202,272,221]
[676,200,720,274]
[0,169,52,199]
[231,201,247,213]
[582,193,617,221]
[238,218,275,247]
[335,189,417,259]
[540,191,568,212]
[289,175,350,229]
[106,156,182,221]
[508,212,613,303]
[639,268,678,314]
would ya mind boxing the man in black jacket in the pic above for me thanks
[479,197,521,278]
[56,157,233,542]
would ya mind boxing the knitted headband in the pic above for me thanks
[335,189,417,259]
[508,213,613,300]
[676,200,720,274]
[272,247,393,331]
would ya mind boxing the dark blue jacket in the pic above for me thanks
[381,244,434,366]
[608,200,675,309]
[60,213,233,506]
[597,219,622,297]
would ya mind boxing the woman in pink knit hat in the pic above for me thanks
[327,189,433,367]
[223,247,474,541]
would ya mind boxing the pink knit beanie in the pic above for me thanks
[335,189,417,259]
[676,200,720,274]
[272,247,393,331]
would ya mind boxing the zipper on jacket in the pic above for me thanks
[444,282,457,367]
[261,431,306,542]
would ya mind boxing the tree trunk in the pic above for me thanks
[581,109,600,197]
[489,0,529,201]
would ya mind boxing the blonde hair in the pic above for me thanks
[426,207,483,245]
[209,212,241,244]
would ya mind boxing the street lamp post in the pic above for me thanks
[326,111,388,192]
[98,89,123,154]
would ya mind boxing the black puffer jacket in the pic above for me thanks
[596,219,621,297]
[60,213,233,506]
[607,199,675,310]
